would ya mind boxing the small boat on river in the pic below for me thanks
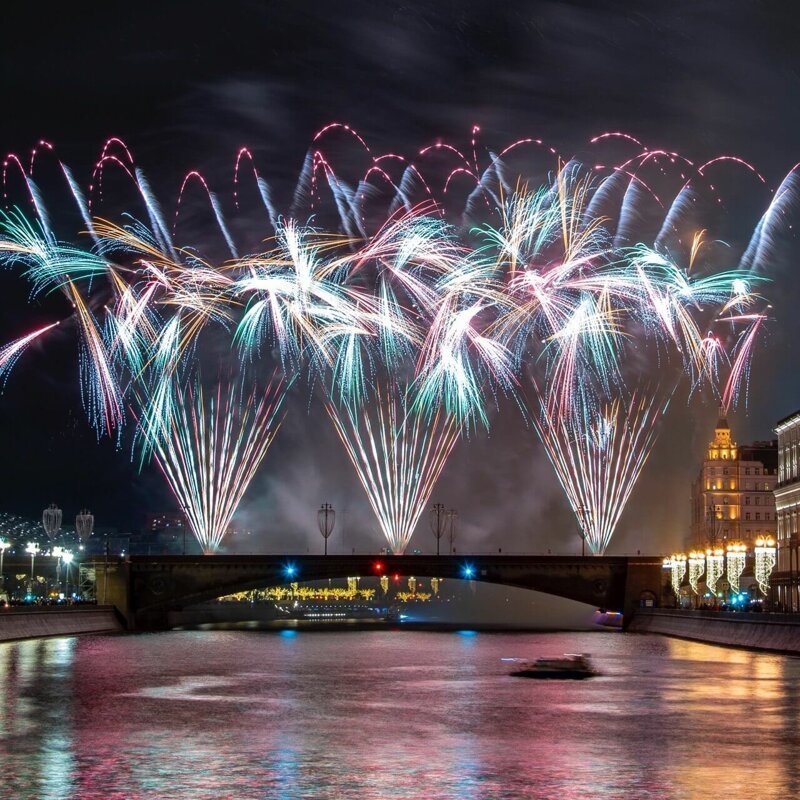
[509,653,595,679]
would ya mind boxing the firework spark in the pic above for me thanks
[136,372,287,553]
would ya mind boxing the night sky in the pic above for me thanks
[1,1,799,553]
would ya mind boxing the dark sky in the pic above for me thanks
[1,1,799,554]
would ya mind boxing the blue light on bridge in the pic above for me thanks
[457,629,477,636]
[280,629,297,638]
[462,564,475,579]
[284,563,297,579]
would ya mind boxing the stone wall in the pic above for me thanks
[0,606,122,642]
[629,608,800,653]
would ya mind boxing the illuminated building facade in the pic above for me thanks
[689,409,777,549]
[774,409,800,611]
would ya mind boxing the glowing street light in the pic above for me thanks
[52,545,64,590]
[25,541,40,595]
[61,550,74,597]
[754,535,777,597]
[0,538,10,588]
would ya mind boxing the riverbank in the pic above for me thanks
[0,605,123,642]
[629,608,800,654]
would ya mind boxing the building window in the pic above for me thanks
[745,496,751,505]
[755,468,760,475]
[756,513,761,521]
[745,467,751,475]
[730,480,736,490]
[755,496,761,506]
[723,467,729,475]
[746,512,751,521]
[764,482,769,491]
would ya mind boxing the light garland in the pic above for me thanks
[754,535,777,596]
[725,542,747,595]
[669,553,687,600]
[705,547,725,595]
[688,550,706,595]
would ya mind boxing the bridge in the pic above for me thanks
[91,553,665,630]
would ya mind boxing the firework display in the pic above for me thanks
[0,127,783,554]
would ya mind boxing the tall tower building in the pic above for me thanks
[689,408,777,549]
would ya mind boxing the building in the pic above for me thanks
[690,409,778,549]
[144,511,186,533]
[774,409,800,611]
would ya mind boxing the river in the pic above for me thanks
[1,629,798,799]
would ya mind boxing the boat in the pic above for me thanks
[509,653,595,679]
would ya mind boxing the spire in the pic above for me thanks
[716,404,729,431]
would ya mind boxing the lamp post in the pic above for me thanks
[52,546,64,594]
[25,542,40,597]
[446,509,458,554]
[61,551,74,597]
[430,503,446,556]
[0,538,9,589]
[318,503,335,556]
[577,505,587,557]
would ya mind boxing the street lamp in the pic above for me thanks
[318,503,335,556]
[61,550,74,597]
[25,541,40,596]
[0,538,9,589]
[430,503,446,556]
[577,505,588,557]
[446,509,458,554]
[52,546,64,593]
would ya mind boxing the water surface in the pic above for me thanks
[1,630,798,799]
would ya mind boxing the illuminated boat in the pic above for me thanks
[509,653,595,679]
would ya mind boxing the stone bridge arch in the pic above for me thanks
[93,554,664,630]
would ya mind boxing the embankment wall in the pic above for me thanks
[0,606,122,642]
[629,608,800,653]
